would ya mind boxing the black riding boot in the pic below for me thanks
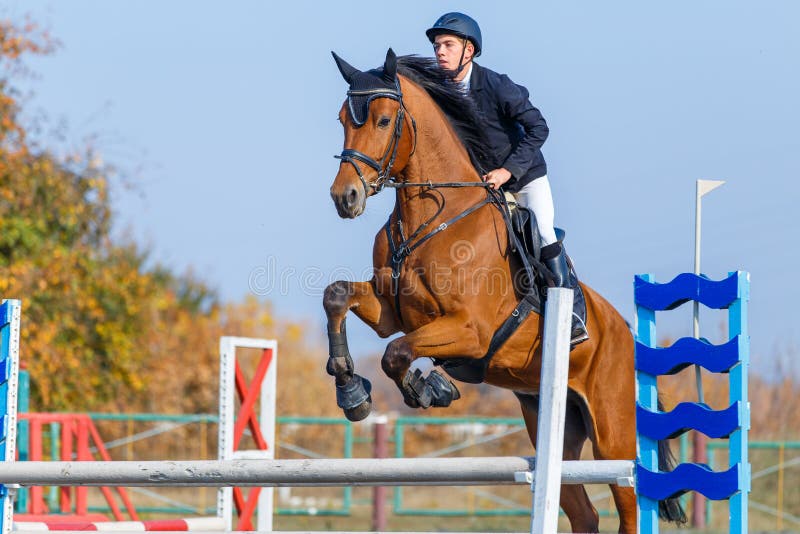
[541,242,589,346]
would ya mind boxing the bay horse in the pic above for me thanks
[324,49,684,533]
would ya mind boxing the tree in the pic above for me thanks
[0,18,343,416]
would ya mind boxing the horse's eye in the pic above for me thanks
[378,117,391,128]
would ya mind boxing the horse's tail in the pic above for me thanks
[656,399,688,524]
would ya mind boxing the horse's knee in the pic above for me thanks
[381,338,413,380]
[323,281,352,317]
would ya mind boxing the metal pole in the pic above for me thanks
[692,182,705,529]
[778,443,785,531]
[0,458,634,487]
[693,181,704,404]
[692,179,724,529]
[371,416,388,532]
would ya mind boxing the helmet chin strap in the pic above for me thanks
[454,38,471,76]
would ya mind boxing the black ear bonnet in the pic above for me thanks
[332,49,402,127]
[345,70,400,127]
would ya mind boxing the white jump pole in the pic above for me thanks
[530,288,574,534]
[0,458,633,487]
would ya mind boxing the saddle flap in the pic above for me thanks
[510,206,543,262]
[511,204,528,235]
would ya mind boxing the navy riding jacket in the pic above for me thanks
[468,63,548,193]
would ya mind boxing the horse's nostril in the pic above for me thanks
[347,187,358,206]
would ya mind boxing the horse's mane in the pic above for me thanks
[396,55,496,174]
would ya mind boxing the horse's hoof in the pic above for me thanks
[344,398,372,421]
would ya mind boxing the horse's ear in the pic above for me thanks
[383,48,397,81]
[331,51,359,84]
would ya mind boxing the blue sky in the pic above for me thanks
[5,1,800,377]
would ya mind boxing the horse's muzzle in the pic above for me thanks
[331,183,366,218]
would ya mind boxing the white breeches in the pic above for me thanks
[514,175,558,246]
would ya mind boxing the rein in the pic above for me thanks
[385,180,490,189]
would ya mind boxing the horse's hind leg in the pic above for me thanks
[323,279,400,421]
[590,426,638,533]
[583,362,638,532]
[517,393,600,533]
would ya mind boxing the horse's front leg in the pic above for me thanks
[323,279,401,421]
[382,315,481,409]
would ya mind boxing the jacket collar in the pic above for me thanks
[469,62,485,92]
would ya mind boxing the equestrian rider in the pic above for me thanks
[426,12,588,344]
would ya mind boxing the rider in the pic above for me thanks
[426,12,588,345]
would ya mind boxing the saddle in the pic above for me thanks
[437,197,588,384]
[509,199,586,314]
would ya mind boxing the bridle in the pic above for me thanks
[334,79,417,197]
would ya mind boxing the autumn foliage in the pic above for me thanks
[0,19,334,415]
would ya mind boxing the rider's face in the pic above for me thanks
[433,34,474,74]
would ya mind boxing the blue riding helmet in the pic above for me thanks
[426,12,482,57]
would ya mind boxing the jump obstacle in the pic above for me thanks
[634,271,750,534]
[0,271,750,533]
[217,337,277,532]
[0,327,279,532]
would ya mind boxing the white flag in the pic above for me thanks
[697,179,725,197]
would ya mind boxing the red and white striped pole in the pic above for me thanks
[14,517,225,532]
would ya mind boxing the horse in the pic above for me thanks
[323,48,684,533]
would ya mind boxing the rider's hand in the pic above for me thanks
[483,168,512,190]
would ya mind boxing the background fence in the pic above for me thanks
[11,413,800,531]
